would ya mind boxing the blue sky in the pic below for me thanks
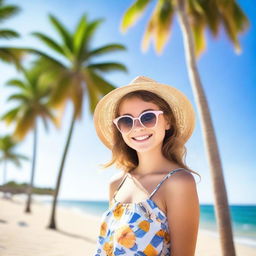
[0,0,255,204]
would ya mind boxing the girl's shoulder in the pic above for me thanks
[109,170,126,185]
[161,168,197,199]
[162,168,195,187]
[108,170,127,199]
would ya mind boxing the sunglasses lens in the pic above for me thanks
[141,112,157,127]
[117,116,133,133]
[115,112,160,133]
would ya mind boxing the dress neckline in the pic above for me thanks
[112,198,167,219]
[109,168,187,220]
[112,168,186,204]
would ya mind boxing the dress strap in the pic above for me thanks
[112,173,129,202]
[149,168,187,199]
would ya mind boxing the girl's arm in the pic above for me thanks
[164,171,200,256]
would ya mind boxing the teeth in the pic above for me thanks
[133,135,151,141]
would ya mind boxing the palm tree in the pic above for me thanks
[0,135,28,198]
[0,0,26,68]
[1,67,59,212]
[30,14,127,229]
[121,1,249,255]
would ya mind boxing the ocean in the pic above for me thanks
[43,199,256,248]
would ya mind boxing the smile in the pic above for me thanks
[132,134,153,141]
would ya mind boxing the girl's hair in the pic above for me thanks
[100,90,201,182]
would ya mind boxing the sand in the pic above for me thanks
[0,196,255,256]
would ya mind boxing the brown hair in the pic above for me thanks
[100,90,201,182]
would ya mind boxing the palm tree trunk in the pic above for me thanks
[2,160,8,198]
[3,159,7,185]
[176,0,236,255]
[25,120,38,213]
[48,112,76,229]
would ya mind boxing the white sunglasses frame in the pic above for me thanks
[113,110,164,134]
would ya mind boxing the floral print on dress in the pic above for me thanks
[114,225,136,248]
[94,199,171,256]
[113,204,124,219]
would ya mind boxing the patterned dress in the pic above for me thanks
[94,168,188,256]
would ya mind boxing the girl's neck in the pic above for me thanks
[133,146,178,175]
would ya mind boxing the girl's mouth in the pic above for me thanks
[132,134,153,142]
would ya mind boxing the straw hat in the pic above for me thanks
[93,76,196,149]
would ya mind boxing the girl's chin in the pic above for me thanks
[130,143,157,153]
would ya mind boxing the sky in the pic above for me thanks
[0,0,255,205]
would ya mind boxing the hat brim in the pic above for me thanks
[93,81,196,149]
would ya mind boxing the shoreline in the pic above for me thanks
[0,196,256,256]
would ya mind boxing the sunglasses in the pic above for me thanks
[113,110,164,134]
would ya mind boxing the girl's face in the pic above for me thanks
[117,97,170,153]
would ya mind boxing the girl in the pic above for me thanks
[93,76,201,256]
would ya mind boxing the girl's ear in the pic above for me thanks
[164,116,171,130]
[163,114,171,130]
[165,121,171,130]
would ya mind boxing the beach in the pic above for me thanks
[0,196,255,256]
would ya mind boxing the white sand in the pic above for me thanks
[0,196,255,256]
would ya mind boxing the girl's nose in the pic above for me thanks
[133,119,144,129]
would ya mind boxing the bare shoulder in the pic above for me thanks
[109,170,126,187]
[108,171,126,201]
[163,169,197,192]
[162,169,198,205]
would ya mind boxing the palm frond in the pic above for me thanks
[48,14,73,51]
[220,2,249,53]
[7,93,29,103]
[12,153,29,161]
[87,62,127,73]
[87,44,126,58]
[73,14,87,55]
[86,70,116,95]
[187,2,207,58]
[41,107,60,129]
[0,47,28,69]
[6,79,26,89]
[28,52,67,87]
[192,20,207,58]
[142,0,174,54]
[85,18,104,40]
[13,108,36,140]
[0,5,20,23]
[198,0,220,36]
[121,0,152,32]
[8,155,21,168]
[233,2,249,33]
[1,107,20,125]
[75,18,105,62]
[31,32,65,55]
[0,29,19,39]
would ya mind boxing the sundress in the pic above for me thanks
[94,168,188,256]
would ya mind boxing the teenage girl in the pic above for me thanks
[93,76,201,256]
